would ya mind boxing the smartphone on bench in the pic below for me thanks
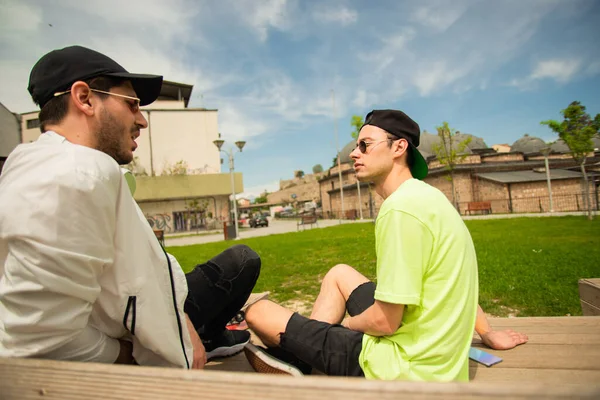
[469,347,503,367]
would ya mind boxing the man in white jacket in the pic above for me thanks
[0,46,260,369]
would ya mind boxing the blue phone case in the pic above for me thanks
[469,347,503,367]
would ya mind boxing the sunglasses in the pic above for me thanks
[54,88,141,113]
[355,139,390,154]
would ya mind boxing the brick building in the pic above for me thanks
[319,133,600,218]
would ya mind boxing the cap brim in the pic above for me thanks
[410,144,428,180]
[105,72,163,106]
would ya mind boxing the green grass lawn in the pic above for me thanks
[167,216,600,317]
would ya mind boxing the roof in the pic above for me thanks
[476,169,583,184]
[134,173,243,202]
[155,80,194,107]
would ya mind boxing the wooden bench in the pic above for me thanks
[466,201,492,215]
[297,214,318,231]
[2,316,599,399]
[579,278,600,316]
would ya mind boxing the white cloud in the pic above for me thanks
[0,0,42,33]
[235,0,291,42]
[239,180,280,199]
[530,59,581,83]
[313,6,358,26]
[411,1,469,32]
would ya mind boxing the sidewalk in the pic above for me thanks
[165,211,596,247]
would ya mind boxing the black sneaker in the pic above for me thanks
[203,329,250,360]
[244,343,312,377]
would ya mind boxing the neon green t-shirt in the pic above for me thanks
[359,179,478,381]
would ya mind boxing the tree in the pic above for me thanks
[254,191,269,204]
[163,160,189,175]
[431,122,472,210]
[350,115,364,139]
[541,101,598,220]
[312,164,324,174]
[294,170,305,178]
[123,156,148,176]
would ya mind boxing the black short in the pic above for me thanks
[279,281,376,376]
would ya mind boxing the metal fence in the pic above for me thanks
[327,191,599,219]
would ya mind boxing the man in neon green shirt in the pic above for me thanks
[244,109,527,381]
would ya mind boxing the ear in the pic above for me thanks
[392,138,409,160]
[69,81,96,117]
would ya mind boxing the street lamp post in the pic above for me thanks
[540,147,554,213]
[213,138,246,239]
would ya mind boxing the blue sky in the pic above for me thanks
[1,0,599,197]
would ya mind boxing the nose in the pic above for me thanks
[136,110,148,129]
[350,145,360,160]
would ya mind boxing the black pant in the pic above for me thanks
[184,244,261,339]
[280,281,376,376]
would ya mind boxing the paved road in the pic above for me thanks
[165,218,370,247]
[165,211,596,247]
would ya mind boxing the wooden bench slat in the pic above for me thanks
[1,357,598,400]
[473,333,600,345]
[469,367,600,384]
[469,344,600,370]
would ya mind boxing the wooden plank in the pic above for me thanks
[472,332,600,345]
[581,299,600,316]
[488,316,600,328]
[469,344,600,370]
[579,279,600,316]
[469,367,600,384]
[1,358,598,400]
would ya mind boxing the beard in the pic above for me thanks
[95,108,136,165]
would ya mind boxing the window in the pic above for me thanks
[26,118,40,130]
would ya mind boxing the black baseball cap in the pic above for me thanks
[361,109,428,180]
[28,45,163,108]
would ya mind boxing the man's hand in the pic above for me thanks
[480,329,528,350]
[185,314,207,369]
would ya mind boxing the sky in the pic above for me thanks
[1,0,599,198]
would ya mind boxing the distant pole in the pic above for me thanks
[332,89,344,223]
[357,180,363,219]
[541,147,554,212]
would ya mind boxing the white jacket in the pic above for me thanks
[0,132,193,367]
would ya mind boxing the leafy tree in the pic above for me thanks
[123,156,148,176]
[294,170,305,178]
[350,115,364,139]
[312,164,324,174]
[431,122,472,210]
[541,101,598,220]
[254,191,269,204]
[163,160,189,175]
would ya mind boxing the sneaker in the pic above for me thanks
[203,329,250,360]
[244,343,308,377]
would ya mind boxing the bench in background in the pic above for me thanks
[466,201,492,215]
[297,214,318,231]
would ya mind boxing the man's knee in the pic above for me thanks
[219,244,261,278]
[322,264,355,286]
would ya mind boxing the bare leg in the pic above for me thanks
[310,264,370,324]
[245,300,294,347]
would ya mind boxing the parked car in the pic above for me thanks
[249,214,269,228]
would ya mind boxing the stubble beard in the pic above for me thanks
[96,108,135,165]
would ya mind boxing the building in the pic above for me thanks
[267,172,323,207]
[0,102,21,174]
[134,173,242,233]
[319,133,600,218]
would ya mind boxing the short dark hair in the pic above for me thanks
[386,133,414,167]
[38,76,126,132]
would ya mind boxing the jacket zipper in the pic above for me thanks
[122,295,137,335]
[162,246,190,369]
